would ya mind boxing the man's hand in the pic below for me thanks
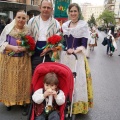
[40,48,52,57]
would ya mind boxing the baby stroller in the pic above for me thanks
[27,62,75,120]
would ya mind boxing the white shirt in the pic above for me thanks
[38,17,51,41]
[32,88,65,106]
[38,16,61,41]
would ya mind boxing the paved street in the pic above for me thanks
[76,31,120,120]
[0,31,120,120]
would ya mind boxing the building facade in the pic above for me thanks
[0,0,40,22]
[81,3,104,25]
[104,0,120,24]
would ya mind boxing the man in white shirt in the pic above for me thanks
[28,0,61,74]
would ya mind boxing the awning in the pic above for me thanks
[0,12,7,16]
[26,5,39,11]
[0,2,26,11]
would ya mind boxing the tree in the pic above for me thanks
[87,14,96,27]
[97,9,116,27]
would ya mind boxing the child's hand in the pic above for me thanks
[44,89,53,98]
[52,90,57,98]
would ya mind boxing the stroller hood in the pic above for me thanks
[31,62,74,120]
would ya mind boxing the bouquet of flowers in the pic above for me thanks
[91,33,96,38]
[9,34,35,56]
[38,35,64,61]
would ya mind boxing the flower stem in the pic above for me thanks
[9,51,15,56]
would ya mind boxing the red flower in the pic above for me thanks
[25,35,35,51]
[48,35,62,45]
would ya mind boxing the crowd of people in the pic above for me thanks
[1,0,114,119]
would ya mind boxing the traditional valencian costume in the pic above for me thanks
[0,20,32,106]
[61,20,93,114]
[28,15,60,72]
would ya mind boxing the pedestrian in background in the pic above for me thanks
[115,29,120,56]
[89,29,97,51]
[106,30,117,56]
[6,18,12,25]
[0,19,6,34]
[61,3,93,115]
[28,0,61,74]
[0,10,32,111]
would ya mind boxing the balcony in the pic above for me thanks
[0,0,26,4]
[104,0,115,11]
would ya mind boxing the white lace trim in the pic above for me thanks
[0,19,15,47]
[0,42,8,53]
[62,20,91,39]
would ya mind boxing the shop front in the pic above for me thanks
[0,1,26,22]
[0,1,39,23]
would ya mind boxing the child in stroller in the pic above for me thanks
[28,62,74,120]
[32,72,65,120]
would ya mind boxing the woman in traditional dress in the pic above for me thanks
[60,3,93,114]
[0,10,32,111]
[89,29,97,51]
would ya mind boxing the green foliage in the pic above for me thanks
[87,14,96,27]
[97,9,116,27]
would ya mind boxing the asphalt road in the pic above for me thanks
[76,31,120,120]
[0,31,120,120]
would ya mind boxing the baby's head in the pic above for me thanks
[44,72,59,91]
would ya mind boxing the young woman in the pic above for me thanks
[61,3,93,114]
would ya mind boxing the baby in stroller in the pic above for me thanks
[29,62,74,120]
[32,72,65,120]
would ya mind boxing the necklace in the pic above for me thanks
[71,20,78,24]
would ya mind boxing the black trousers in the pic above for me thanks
[31,55,52,74]
[106,39,112,54]
[35,111,60,120]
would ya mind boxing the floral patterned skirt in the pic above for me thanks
[60,51,93,114]
[0,54,32,106]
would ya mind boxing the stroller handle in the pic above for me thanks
[72,52,78,60]
[64,49,78,60]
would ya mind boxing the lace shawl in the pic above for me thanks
[0,19,28,52]
[62,20,91,39]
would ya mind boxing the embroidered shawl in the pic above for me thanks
[62,20,91,39]
[28,15,60,42]
[0,19,28,52]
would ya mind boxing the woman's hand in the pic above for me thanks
[75,46,85,54]
[18,46,26,52]
[12,46,21,53]
[67,48,74,54]
[6,45,26,53]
